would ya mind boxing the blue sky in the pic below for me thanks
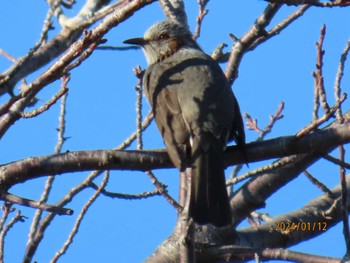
[0,1,350,262]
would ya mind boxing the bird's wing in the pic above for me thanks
[143,62,190,170]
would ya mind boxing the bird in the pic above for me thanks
[124,20,245,227]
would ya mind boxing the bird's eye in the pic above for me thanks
[158,34,170,40]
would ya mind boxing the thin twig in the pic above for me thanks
[303,170,335,198]
[1,193,73,215]
[21,75,69,118]
[296,93,347,138]
[63,32,106,73]
[313,70,320,121]
[267,0,350,7]
[0,203,14,232]
[0,49,16,63]
[244,102,284,141]
[225,3,283,84]
[0,0,57,94]
[159,0,188,25]
[322,154,350,169]
[89,182,161,199]
[27,76,69,246]
[134,65,143,150]
[116,111,153,150]
[227,156,297,186]
[23,169,103,263]
[25,109,153,261]
[146,171,181,211]
[51,170,110,263]
[0,210,26,262]
[230,103,284,191]
[210,43,228,62]
[250,5,310,50]
[313,25,330,115]
[334,38,350,121]
[0,0,156,140]
[192,0,209,40]
[96,45,140,51]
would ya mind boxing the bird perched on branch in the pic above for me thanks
[124,20,245,227]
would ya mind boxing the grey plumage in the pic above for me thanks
[124,20,245,227]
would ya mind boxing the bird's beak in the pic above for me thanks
[123,37,147,46]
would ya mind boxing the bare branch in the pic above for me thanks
[244,102,284,141]
[0,210,26,262]
[1,120,350,190]
[159,0,187,25]
[23,169,103,262]
[89,182,161,199]
[249,5,311,51]
[210,42,228,62]
[21,75,69,118]
[227,157,295,186]
[116,110,153,150]
[296,92,347,138]
[334,38,350,121]
[234,176,350,251]
[0,203,14,232]
[0,49,16,63]
[260,248,341,263]
[146,171,181,211]
[1,192,72,215]
[51,170,110,263]
[0,0,134,94]
[0,0,58,96]
[303,170,335,198]
[192,0,209,40]
[229,111,350,226]
[0,0,156,140]
[27,77,69,247]
[134,65,144,151]
[313,24,330,114]
[323,153,350,169]
[225,3,283,84]
[267,0,350,7]
[146,175,350,262]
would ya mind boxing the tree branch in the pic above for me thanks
[0,0,146,95]
[235,175,349,252]
[159,0,187,26]
[267,0,350,7]
[0,121,349,191]
[225,3,283,84]
[0,0,156,140]
[145,173,350,262]
[260,248,340,263]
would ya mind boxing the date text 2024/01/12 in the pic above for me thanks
[275,221,327,232]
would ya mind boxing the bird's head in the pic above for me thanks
[124,20,197,65]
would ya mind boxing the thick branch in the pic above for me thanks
[0,0,155,140]
[0,0,153,94]
[235,175,349,251]
[0,122,349,190]
[230,123,350,225]
[146,174,350,262]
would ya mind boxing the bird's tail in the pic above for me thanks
[188,136,232,227]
